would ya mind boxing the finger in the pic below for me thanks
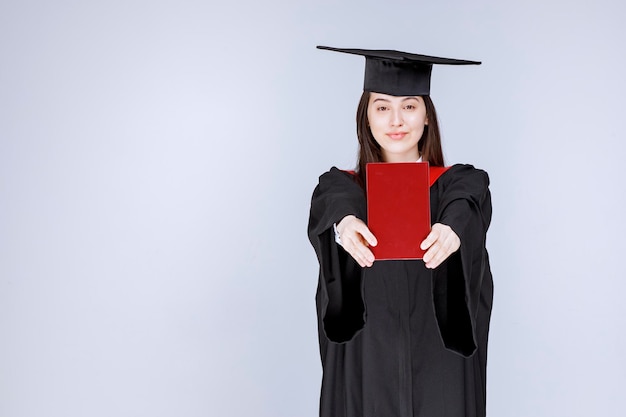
[356,223,378,247]
[355,254,368,268]
[433,227,459,258]
[345,235,375,266]
[354,254,367,268]
[420,228,439,250]
[360,247,375,266]
[341,240,364,267]
[346,227,375,263]
[424,244,446,269]
[424,237,458,269]
[353,241,375,265]
[422,241,439,264]
[425,248,446,269]
[422,246,432,263]
[338,217,377,249]
[352,248,374,268]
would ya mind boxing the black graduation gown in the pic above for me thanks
[307,164,493,417]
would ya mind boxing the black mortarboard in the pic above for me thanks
[317,45,481,96]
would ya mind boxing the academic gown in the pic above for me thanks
[307,164,493,417]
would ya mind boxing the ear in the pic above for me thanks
[425,117,429,126]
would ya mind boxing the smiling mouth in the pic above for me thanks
[387,132,408,140]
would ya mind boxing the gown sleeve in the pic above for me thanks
[431,164,493,357]
[307,167,367,343]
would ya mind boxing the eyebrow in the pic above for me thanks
[372,96,420,103]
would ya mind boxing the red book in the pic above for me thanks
[366,162,431,260]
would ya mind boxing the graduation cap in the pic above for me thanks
[317,45,481,96]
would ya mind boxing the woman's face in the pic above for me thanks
[367,93,428,162]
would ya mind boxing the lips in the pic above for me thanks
[387,132,408,140]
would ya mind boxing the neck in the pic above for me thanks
[382,151,421,163]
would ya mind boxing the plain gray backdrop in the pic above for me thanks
[1,0,625,416]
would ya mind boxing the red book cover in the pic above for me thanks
[366,162,431,260]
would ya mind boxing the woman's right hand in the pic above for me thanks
[336,215,378,268]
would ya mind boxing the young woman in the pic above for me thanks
[308,46,494,417]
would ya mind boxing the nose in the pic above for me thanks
[390,107,403,126]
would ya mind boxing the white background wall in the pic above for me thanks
[1,1,625,416]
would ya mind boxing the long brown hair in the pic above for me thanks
[355,91,444,187]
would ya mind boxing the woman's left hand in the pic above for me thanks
[420,223,460,269]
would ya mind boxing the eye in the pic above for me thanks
[376,106,388,111]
